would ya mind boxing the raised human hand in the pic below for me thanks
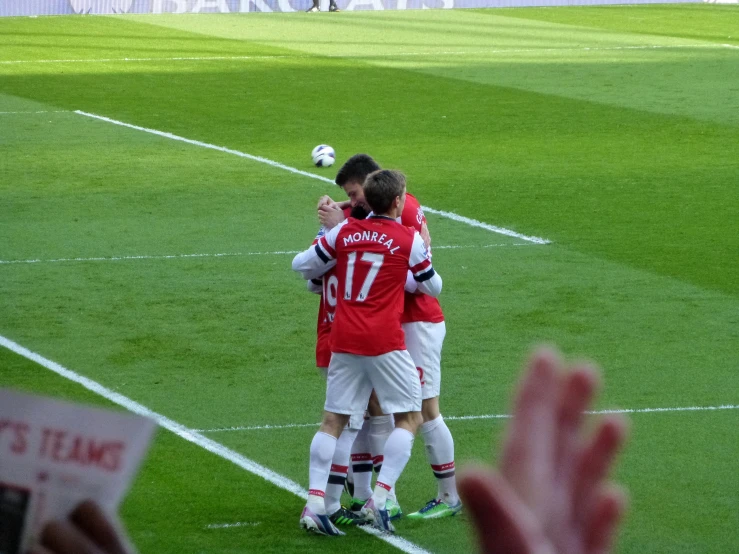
[459,348,628,554]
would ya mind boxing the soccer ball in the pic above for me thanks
[312,145,336,168]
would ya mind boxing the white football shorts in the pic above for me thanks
[325,350,422,417]
[402,321,446,400]
[318,366,365,430]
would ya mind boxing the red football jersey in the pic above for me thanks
[313,209,352,367]
[315,216,434,356]
[400,194,444,324]
[314,265,339,368]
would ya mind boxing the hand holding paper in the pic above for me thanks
[0,389,155,554]
[29,500,134,554]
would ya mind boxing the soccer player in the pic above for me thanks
[292,170,442,535]
[305,205,370,528]
[318,154,462,520]
[309,209,406,522]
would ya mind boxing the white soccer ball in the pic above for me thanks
[312,144,336,168]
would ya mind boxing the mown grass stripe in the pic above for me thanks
[0,43,734,65]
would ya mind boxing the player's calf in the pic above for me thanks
[409,410,462,519]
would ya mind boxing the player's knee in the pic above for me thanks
[320,411,349,438]
[407,411,423,432]
[394,411,423,434]
[422,397,440,422]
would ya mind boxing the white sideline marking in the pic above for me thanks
[75,110,330,183]
[73,110,549,245]
[0,43,735,65]
[0,335,430,554]
[198,422,321,432]
[423,208,549,244]
[0,244,532,266]
[0,251,301,265]
[205,521,261,529]
[435,243,531,249]
[589,404,739,415]
[0,110,68,114]
[195,404,739,433]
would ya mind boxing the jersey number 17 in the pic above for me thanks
[344,252,384,302]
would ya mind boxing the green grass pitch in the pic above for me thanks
[1,4,738,553]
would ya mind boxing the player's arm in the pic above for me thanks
[404,270,419,294]
[420,221,431,249]
[292,224,340,280]
[402,194,431,249]
[307,279,323,295]
[409,232,442,297]
[302,226,335,285]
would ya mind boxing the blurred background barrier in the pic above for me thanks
[1,0,703,16]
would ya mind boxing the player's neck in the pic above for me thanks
[371,212,395,220]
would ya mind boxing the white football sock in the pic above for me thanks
[346,463,354,489]
[324,427,358,515]
[307,431,337,514]
[350,419,373,501]
[421,415,459,505]
[369,415,394,474]
[372,427,414,507]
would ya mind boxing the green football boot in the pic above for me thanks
[386,498,403,521]
[329,506,367,526]
[349,497,368,514]
[406,499,462,520]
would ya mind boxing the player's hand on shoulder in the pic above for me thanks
[30,500,135,554]
[420,222,431,249]
[318,204,346,230]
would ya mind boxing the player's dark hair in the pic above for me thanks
[363,170,406,215]
[350,204,370,220]
[335,154,380,187]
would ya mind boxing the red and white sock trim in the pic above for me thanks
[372,454,384,472]
[376,481,392,492]
[431,461,456,479]
[330,464,348,474]
[351,452,373,473]
[328,464,348,486]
